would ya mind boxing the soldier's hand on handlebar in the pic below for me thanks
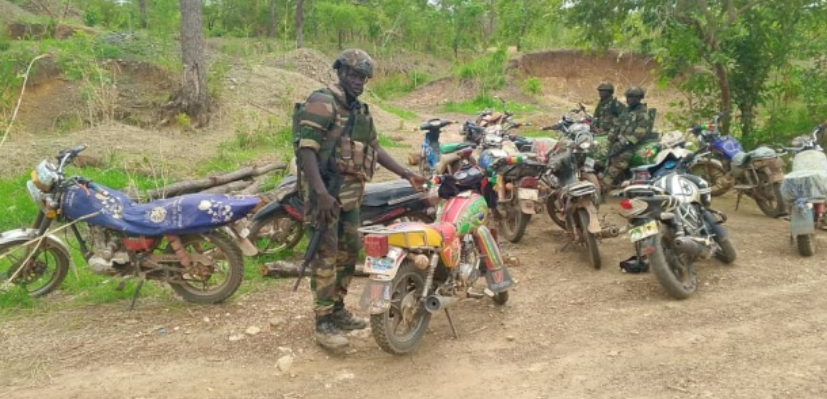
[407,173,427,192]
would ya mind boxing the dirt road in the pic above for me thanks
[3,192,827,399]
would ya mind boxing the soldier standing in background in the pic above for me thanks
[295,49,426,351]
[593,82,625,134]
[602,86,654,188]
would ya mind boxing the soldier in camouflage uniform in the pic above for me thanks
[593,82,625,134]
[296,49,426,351]
[602,86,654,188]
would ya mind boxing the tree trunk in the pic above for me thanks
[139,0,148,29]
[295,0,305,48]
[176,0,210,127]
[338,29,344,50]
[267,0,276,38]
[713,63,732,134]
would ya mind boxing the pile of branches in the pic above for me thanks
[132,162,287,201]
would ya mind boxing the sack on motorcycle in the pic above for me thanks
[781,170,827,204]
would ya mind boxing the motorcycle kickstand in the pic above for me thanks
[128,274,147,311]
[444,308,460,339]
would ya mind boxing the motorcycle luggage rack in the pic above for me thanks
[357,225,435,249]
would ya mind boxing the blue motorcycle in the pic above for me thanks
[1,145,259,306]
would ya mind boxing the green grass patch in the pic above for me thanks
[379,103,418,120]
[370,70,432,100]
[442,94,537,115]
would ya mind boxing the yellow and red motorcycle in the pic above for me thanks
[357,166,513,355]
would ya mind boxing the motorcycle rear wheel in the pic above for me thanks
[797,234,815,257]
[500,200,531,243]
[576,208,601,269]
[168,231,244,304]
[754,182,786,218]
[370,261,432,355]
[649,229,697,299]
[0,238,69,297]
[247,212,304,255]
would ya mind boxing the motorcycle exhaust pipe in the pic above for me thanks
[600,226,622,238]
[424,295,458,314]
[673,237,713,259]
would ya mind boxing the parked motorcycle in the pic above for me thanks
[690,112,786,217]
[544,130,619,269]
[417,118,475,177]
[248,176,437,255]
[3,145,258,305]
[613,146,737,299]
[779,124,827,256]
[479,149,549,243]
[357,167,513,354]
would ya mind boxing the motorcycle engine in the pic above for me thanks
[87,226,130,275]
[457,235,480,287]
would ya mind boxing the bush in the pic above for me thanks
[453,47,508,94]
[522,77,542,95]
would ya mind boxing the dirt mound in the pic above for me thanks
[264,48,337,87]
[0,0,34,23]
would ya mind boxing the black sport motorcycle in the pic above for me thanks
[247,176,437,254]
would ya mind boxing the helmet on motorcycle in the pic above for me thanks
[624,86,646,99]
[596,82,614,92]
[332,49,374,78]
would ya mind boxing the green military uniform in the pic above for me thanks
[593,97,625,134]
[297,83,378,317]
[602,102,654,187]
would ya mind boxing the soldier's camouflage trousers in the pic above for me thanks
[602,148,635,187]
[307,206,361,317]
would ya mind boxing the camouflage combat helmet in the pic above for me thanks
[624,86,645,98]
[332,49,374,78]
[596,82,614,92]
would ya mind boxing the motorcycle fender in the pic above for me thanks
[358,277,393,315]
[581,201,602,234]
[519,198,537,214]
[0,228,73,265]
[474,225,513,293]
[251,200,285,222]
[790,207,816,236]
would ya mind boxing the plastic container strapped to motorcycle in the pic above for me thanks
[61,182,261,236]
[436,192,489,237]
[711,134,744,160]
[781,150,827,205]
[530,137,558,164]
[478,148,509,170]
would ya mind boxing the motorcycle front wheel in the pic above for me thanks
[649,228,697,299]
[546,193,567,229]
[370,261,432,355]
[797,234,815,257]
[576,208,601,269]
[247,212,304,255]
[0,237,69,297]
[690,162,732,197]
[168,231,244,304]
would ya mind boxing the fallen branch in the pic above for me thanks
[1,54,51,153]
[261,261,369,278]
[239,176,265,195]
[142,163,284,199]
[200,180,253,194]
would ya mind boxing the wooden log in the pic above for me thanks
[239,176,264,195]
[261,261,368,278]
[142,163,285,199]
[200,180,253,194]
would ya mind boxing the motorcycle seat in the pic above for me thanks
[440,142,474,154]
[732,146,777,166]
[61,182,261,236]
[363,179,419,207]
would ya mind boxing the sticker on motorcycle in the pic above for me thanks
[584,157,595,169]
[628,220,659,242]
[363,256,395,275]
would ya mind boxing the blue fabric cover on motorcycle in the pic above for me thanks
[61,182,261,236]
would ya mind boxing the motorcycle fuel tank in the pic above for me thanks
[436,192,489,236]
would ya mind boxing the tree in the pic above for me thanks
[267,0,277,37]
[139,0,148,29]
[566,0,818,139]
[296,0,305,48]
[165,0,210,128]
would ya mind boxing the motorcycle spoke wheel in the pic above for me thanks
[754,182,785,218]
[168,231,244,304]
[0,239,69,297]
[576,208,601,269]
[649,232,697,299]
[248,214,303,255]
[499,201,530,243]
[370,261,431,355]
[546,193,567,229]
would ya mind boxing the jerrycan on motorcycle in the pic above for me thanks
[357,168,513,355]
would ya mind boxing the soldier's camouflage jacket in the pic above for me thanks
[593,97,625,133]
[297,84,378,211]
[613,103,653,146]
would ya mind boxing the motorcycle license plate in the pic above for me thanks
[518,188,539,201]
[584,157,595,169]
[363,249,401,276]
[628,220,659,242]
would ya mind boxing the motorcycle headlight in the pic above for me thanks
[31,160,59,192]
[578,141,591,150]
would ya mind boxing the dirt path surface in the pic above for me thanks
[3,192,827,399]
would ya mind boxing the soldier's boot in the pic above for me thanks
[331,301,367,330]
[315,315,350,350]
